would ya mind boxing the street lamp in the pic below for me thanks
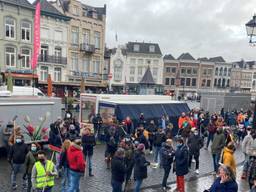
[246,15,256,129]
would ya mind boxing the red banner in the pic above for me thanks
[31,2,41,70]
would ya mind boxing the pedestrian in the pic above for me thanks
[133,143,150,192]
[135,125,149,151]
[146,120,157,154]
[66,124,80,142]
[153,127,166,166]
[242,126,253,170]
[205,121,217,149]
[24,143,38,192]
[92,113,103,139]
[31,150,58,192]
[250,176,256,192]
[82,128,96,176]
[67,139,86,192]
[174,137,189,192]
[111,148,126,192]
[105,126,118,169]
[59,139,71,192]
[123,116,134,135]
[161,139,175,191]
[187,127,204,174]
[178,112,188,129]
[204,164,238,192]
[222,142,236,176]
[246,148,256,189]
[8,134,28,190]
[211,127,225,173]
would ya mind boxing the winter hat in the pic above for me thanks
[137,143,145,151]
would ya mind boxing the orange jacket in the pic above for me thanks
[178,117,188,129]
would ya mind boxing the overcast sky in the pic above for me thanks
[80,0,256,62]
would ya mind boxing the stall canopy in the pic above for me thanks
[100,101,190,121]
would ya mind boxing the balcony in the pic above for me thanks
[80,43,95,53]
[38,55,67,65]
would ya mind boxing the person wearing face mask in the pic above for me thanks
[31,150,58,192]
[242,127,253,171]
[174,137,189,192]
[178,112,188,129]
[24,143,39,192]
[187,128,204,174]
[66,124,80,142]
[211,127,225,173]
[8,135,28,190]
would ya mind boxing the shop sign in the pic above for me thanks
[6,69,33,74]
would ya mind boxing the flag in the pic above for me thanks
[31,1,41,70]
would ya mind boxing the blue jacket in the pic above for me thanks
[209,177,238,192]
[175,144,189,176]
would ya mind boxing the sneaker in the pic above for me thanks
[149,151,153,154]
[162,186,167,191]
[195,169,199,174]
[89,173,94,177]
[12,184,17,190]
[192,159,196,163]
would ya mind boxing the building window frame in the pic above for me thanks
[5,46,16,67]
[21,20,31,42]
[54,67,62,82]
[5,17,15,39]
[40,66,48,81]
[94,31,100,49]
[21,48,31,69]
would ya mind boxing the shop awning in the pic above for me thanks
[4,73,38,79]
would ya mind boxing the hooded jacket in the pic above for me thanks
[133,150,150,180]
[67,144,86,173]
[222,147,236,175]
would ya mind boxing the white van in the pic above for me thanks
[0,86,45,96]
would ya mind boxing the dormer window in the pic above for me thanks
[133,44,140,52]
[149,45,155,52]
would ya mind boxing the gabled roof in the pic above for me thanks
[178,53,195,60]
[33,0,70,21]
[126,42,162,55]
[208,56,226,62]
[139,66,155,85]
[1,0,34,10]
[163,54,175,60]
[197,57,209,61]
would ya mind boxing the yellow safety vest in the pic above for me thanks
[35,160,55,189]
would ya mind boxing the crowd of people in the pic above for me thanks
[2,108,256,192]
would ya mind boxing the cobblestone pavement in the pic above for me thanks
[0,144,246,192]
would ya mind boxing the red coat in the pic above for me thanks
[67,144,86,173]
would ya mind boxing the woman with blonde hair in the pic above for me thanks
[59,139,71,192]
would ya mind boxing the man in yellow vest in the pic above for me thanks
[31,150,57,192]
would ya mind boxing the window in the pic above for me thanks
[21,48,30,68]
[138,59,143,65]
[224,68,227,76]
[203,69,207,75]
[71,53,79,71]
[83,29,90,44]
[227,79,230,87]
[21,21,31,41]
[153,68,158,76]
[215,67,218,75]
[138,67,143,75]
[165,78,170,85]
[218,79,221,86]
[187,68,191,75]
[201,79,206,87]
[166,67,171,73]
[207,80,211,87]
[5,47,16,67]
[82,57,90,72]
[181,78,185,86]
[130,58,136,65]
[186,78,191,86]
[208,69,212,75]
[149,45,155,52]
[219,67,223,76]
[71,27,79,45]
[54,47,61,63]
[172,68,176,73]
[40,45,48,62]
[5,17,15,39]
[114,59,123,81]
[73,6,79,16]
[54,67,61,82]
[93,57,100,73]
[181,68,186,75]
[94,31,100,49]
[171,78,175,85]
[214,79,217,86]
[133,44,140,52]
[129,77,134,82]
[54,31,63,41]
[192,68,197,75]
[192,78,197,86]
[40,66,48,81]
[130,67,135,75]
[222,79,226,87]
[228,68,231,76]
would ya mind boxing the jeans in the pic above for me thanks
[134,179,143,192]
[212,153,220,172]
[154,146,161,163]
[162,166,171,187]
[206,133,214,148]
[188,153,199,170]
[111,179,123,192]
[11,163,25,186]
[67,169,82,192]
[61,167,69,192]
[85,155,93,173]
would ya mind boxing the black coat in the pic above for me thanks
[187,133,204,156]
[133,151,150,180]
[175,144,189,176]
[82,134,96,156]
[8,142,28,164]
[161,144,175,168]
[111,156,126,183]
[153,131,166,147]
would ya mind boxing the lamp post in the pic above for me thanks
[246,15,256,129]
